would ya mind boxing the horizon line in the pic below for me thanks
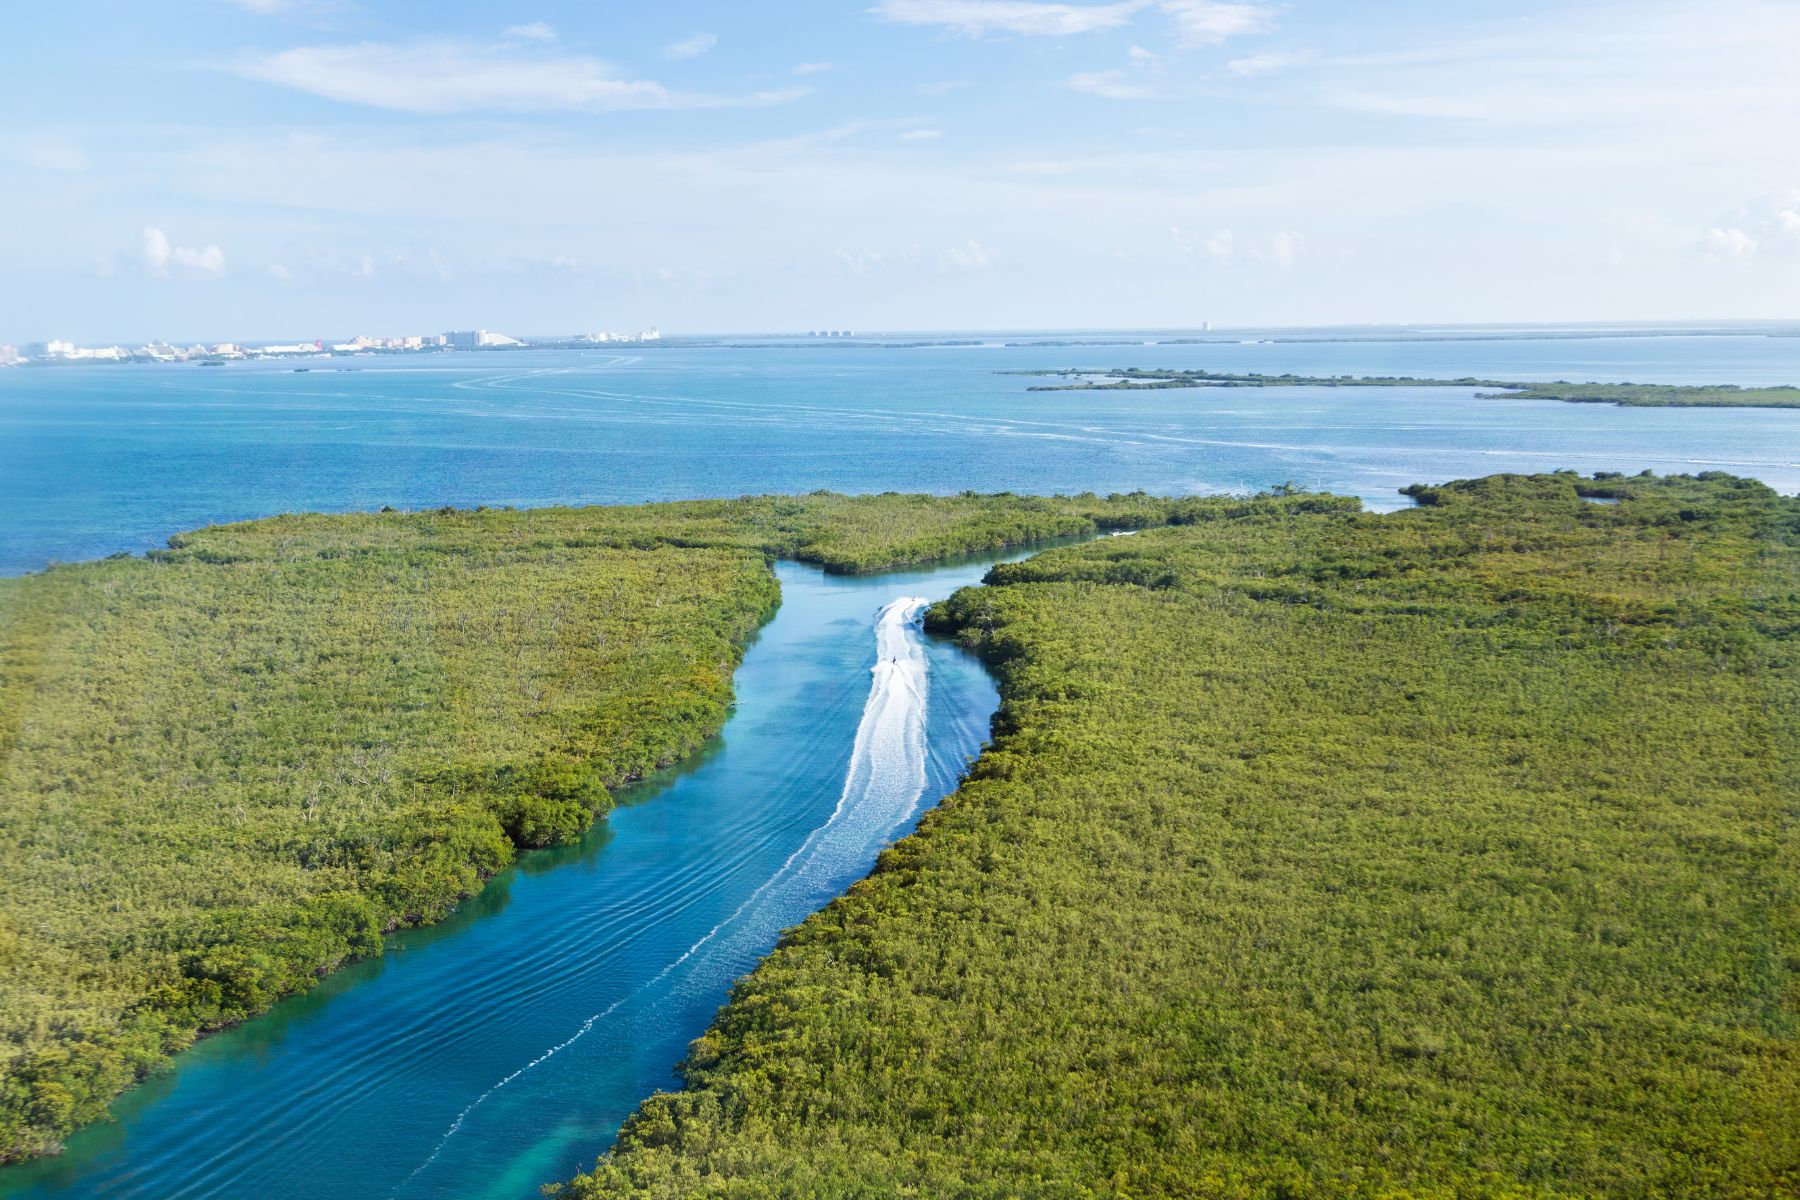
[12,316,1800,354]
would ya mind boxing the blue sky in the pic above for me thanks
[5,0,1799,341]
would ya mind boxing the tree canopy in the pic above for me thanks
[558,472,1799,1199]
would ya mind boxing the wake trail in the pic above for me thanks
[396,596,933,1193]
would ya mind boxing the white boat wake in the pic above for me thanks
[777,595,931,894]
[397,595,933,1192]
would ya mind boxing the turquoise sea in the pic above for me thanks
[2,328,1799,1197]
[4,329,1800,575]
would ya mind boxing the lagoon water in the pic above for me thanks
[0,557,1002,1200]
[4,330,1800,575]
[3,329,1800,1197]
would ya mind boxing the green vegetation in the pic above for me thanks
[560,472,1799,1199]
[1020,367,1800,407]
[0,490,1165,1163]
[1495,381,1800,407]
[153,491,1174,576]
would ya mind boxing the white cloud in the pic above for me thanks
[836,247,885,276]
[872,0,1151,37]
[939,238,1000,270]
[1265,229,1300,267]
[1171,226,1299,267]
[792,61,835,75]
[237,40,804,113]
[269,263,293,280]
[503,22,558,42]
[1227,49,1312,75]
[901,128,943,140]
[185,245,228,273]
[27,2,1800,334]
[1160,1,1277,46]
[220,0,300,12]
[1700,226,1757,260]
[1067,69,1151,99]
[663,32,718,61]
[1698,189,1800,260]
[142,227,226,277]
[917,78,970,94]
[1320,6,1800,132]
[140,226,166,268]
[872,0,1273,45]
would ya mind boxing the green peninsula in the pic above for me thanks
[560,472,1799,1200]
[3,476,1795,1196]
[0,491,1161,1163]
[1020,367,1800,407]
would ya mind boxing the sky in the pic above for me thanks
[4,0,1800,341]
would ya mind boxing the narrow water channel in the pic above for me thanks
[0,554,1011,1200]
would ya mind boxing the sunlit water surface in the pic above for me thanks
[0,557,1004,1200]
[4,331,1800,575]
[3,329,1800,1196]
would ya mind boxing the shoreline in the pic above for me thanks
[0,497,1169,1167]
[1014,367,1800,408]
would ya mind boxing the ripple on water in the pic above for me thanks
[0,555,1007,1200]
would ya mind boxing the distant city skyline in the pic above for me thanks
[2,325,679,364]
[5,1,1799,342]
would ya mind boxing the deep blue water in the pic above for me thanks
[0,557,1003,1200]
[4,331,1800,575]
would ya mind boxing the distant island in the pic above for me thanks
[1017,367,1800,408]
